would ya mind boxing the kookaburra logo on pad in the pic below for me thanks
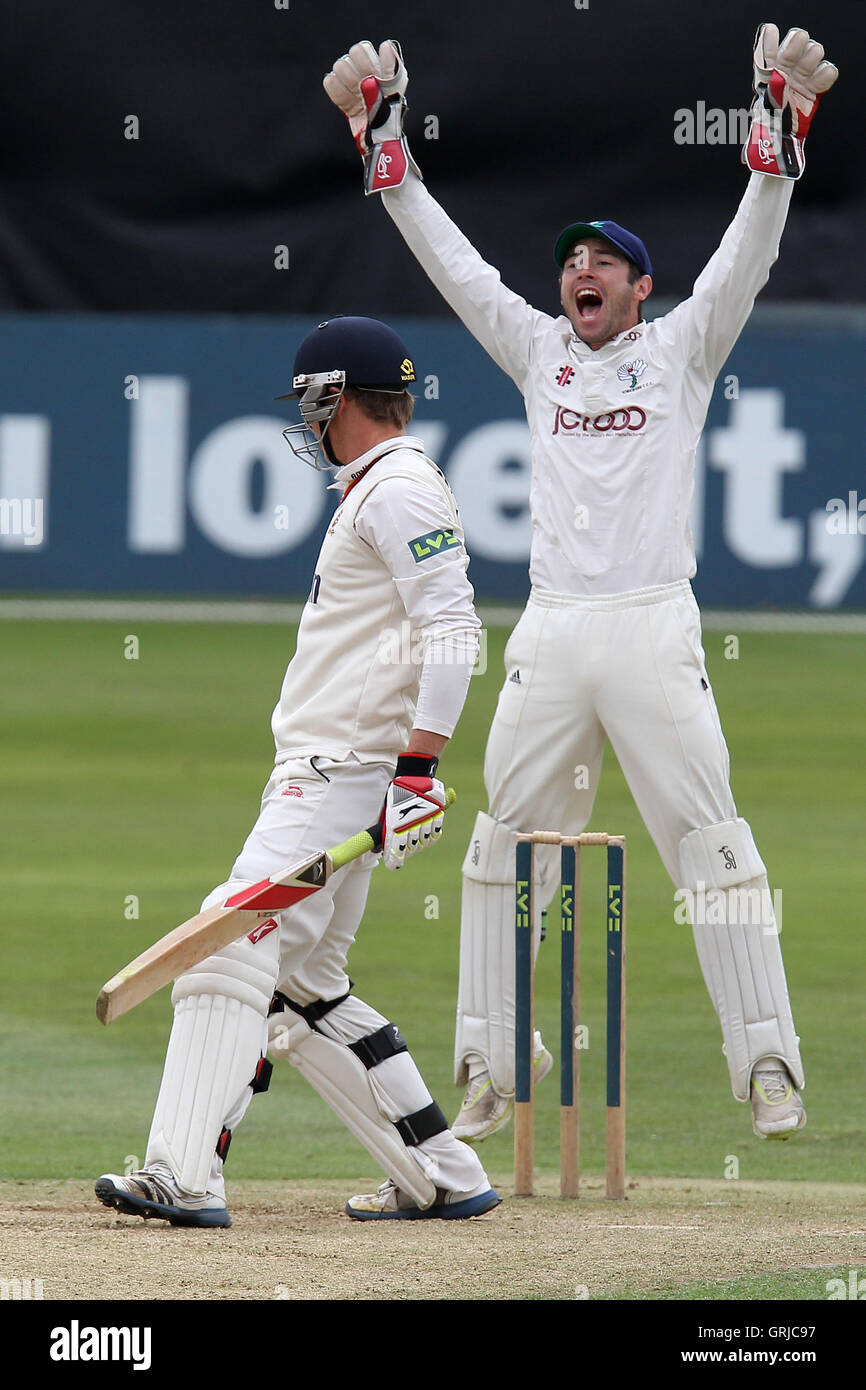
[718,845,737,871]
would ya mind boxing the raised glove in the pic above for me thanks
[379,755,446,871]
[324,39,422,194]
[742,23,838,179]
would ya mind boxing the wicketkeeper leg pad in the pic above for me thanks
[454,811,558,1095]
[679,818,803,1100]
[145,883,279,1195]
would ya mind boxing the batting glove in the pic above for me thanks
[324,39,422,194]
[379,755,447,871]
[742,23,838,179]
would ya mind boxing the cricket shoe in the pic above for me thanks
[451,1032,554,1142]
[346,1178,501,1221]
[750,1059,806,1140]
[95,1163,231,1227]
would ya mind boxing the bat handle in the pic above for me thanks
[330,787,457,871]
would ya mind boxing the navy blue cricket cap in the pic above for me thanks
[554,220,653,278]
[274,316,417,398]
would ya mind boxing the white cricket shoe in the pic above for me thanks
[452,1032,554,1142]
[346,1178,501,1221]
[750,1059,806,1140]
[95,1162,231,1227]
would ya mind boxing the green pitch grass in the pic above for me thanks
[1,616,864,1196]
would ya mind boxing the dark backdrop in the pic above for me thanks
[0,1,860,313]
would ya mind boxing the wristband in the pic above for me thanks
[395,754,439,778]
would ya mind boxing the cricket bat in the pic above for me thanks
[97,788,456,1026]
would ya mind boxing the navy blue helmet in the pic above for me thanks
[277,316,416,470]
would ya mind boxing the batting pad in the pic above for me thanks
[146,930,277,1194]
[679,819,803,1100]
[454,812,557,1095]
[268,1004,438,1209]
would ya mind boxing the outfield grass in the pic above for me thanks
[601,1267,861,1301]
[1,617,864,1193]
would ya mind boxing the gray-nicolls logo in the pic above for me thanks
[719,845,737,870]
[472,840,480,866]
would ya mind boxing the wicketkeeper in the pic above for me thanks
[323,25,838,1142]
[96,316,500,1224]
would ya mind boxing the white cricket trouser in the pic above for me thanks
[487,582,734,865]
[231,755,390,1003]
[455,580,801,1098]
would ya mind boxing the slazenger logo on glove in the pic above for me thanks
[247,918,278,945]
[553,405,647,435]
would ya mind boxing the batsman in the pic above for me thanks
[96,316,499,1225]
[324,25,838,1142]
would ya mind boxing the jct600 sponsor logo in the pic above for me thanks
[552,406,647,435]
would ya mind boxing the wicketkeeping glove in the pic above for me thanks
[324,39,422,194]
[379,755,447,871]
[742,23,838,179]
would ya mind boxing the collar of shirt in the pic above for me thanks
[327,435,428,495]
[564,320,646,359]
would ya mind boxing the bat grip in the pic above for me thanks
[329,787,457,871]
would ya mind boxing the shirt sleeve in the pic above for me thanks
[660,173,794,385]
[354,471,481,740]
[382,174,551,393]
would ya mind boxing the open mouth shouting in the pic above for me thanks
[575,285,604,326]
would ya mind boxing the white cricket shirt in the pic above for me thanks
[271,436,480,764]
[384,173,793,595]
